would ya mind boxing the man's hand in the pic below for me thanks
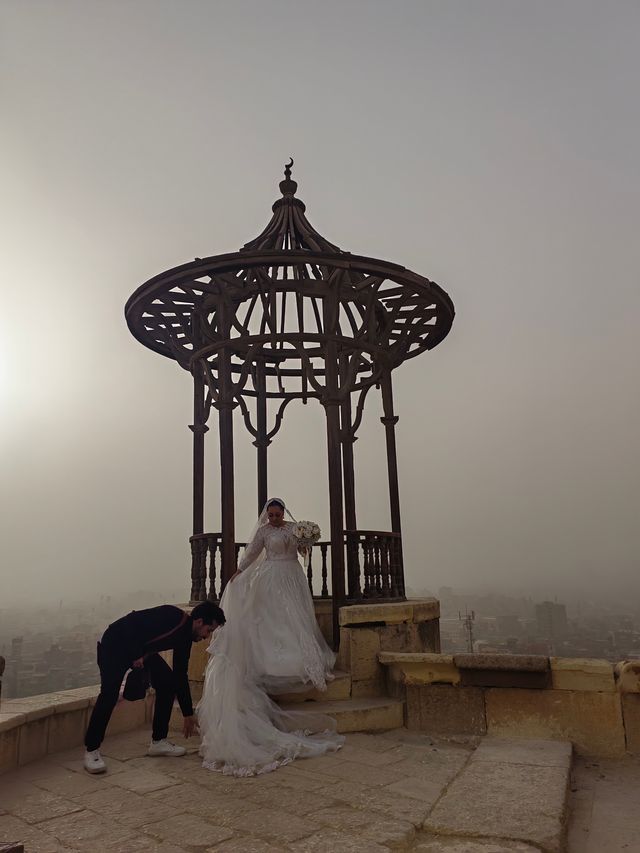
[132,657,145,669]
[229,570,242,583]
[183,715,198,739]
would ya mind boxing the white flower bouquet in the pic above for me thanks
[292,521,321,565]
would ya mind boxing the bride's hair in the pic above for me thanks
[266,498,285,511]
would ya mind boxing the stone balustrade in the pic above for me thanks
[379,651,640,758]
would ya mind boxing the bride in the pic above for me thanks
[196,497,344,776]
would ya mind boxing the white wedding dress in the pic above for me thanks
[197,511,344,776]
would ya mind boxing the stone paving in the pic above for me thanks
[0,727,574,852]
[568,754,640,852]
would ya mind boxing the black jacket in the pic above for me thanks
[102,605,195,717]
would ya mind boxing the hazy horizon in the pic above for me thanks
[2,1,639,608]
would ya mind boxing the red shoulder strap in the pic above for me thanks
[147,609,189,646]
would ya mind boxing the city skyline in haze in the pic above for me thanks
[1,1,639,605]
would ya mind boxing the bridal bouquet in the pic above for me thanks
[292,520,321,554]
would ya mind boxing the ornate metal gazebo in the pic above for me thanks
[125,162,454,644]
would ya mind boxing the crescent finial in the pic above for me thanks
[285,157,294,178]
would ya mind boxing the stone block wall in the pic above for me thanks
[380,652,640,758]
[337,600,440,699]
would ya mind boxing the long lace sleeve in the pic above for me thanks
[237,526,265,572]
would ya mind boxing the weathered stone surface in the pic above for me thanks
[243,783,336,816]
[210,840,284,853]
[141,814,234,847]
[408,684,487,735]
[456,654,551,689]
[0,815,65,852]
[309,804,415,848]
[551,658,615,692]
[0,711,25,733]
[226,806,321,843]
[1,784,82,824]
[350,675,384,698]
[486,688,626,757]
[280,696,403,733]
[472,736,572,767]
[425,760,569,852]
[0,723,20,775]
[17,718,49,766]
[35,809,133,847]
[335,626,352,672]
[416,617,442,653]
[615,659,640,693]
[302,756,408,787]
[46,708,88,753]
[106,697,147,736]
[411,599,441,621]
[339,602,413,626]
[75,785,182,828]
[187,639,208,682]
[567,754,640,853]
[379,652,461,686]
[621,693,640,753]
[33,768,112,797]
[347,628,382,681]
[290,830,389,852]
[110,767,182,794]
[455,654,549,672]
[415,838,540,852]
[275,670,352,704]
[327,780,431,826]
[376,622,415,653]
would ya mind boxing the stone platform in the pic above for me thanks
[0,727,578,852]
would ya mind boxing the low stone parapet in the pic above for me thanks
[0,686,152,774]
[379,652,640,758]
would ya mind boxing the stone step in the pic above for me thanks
[423,737,573,853]
[272,670,352,704]
[279,696,405,733]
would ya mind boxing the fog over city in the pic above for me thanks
[1,1,639,611]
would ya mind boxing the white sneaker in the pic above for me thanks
[148,739,186,757]
[84,749,106,774]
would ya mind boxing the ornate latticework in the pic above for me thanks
[125,162,455,645]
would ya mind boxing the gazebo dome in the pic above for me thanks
[125,161,454,400]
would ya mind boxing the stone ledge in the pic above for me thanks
[379,652,460,686]
[0,711,26,733]
[455,655,550,690]
[551,657,615,692]
[615,660,640,693]
[2,689,96,722]
[454,654,549,672]
[339,599,439,627]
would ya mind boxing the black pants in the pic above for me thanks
[84,640,177,751]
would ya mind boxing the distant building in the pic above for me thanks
[536,601,568,640]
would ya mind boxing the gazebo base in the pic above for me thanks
[184,598,441,695]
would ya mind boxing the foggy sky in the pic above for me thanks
[1,1,639,607]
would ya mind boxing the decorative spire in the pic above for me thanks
[240,159,342,254]
[279,157,297,197]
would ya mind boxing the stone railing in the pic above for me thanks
[345,530,404,600]
[379,651,640,758]
[190,535,331,602]
[0,686,152,775]
[190,530,404,604]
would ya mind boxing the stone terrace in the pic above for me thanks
[0,726,581,853]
